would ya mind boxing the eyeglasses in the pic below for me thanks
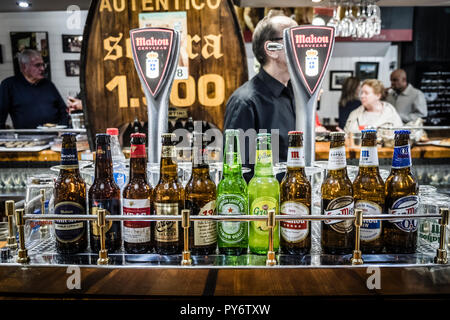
[266,37,284,51]
[266,42,284,51]
[32,63,45,68]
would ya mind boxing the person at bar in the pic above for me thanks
[344,79,403,133]
[0,49,69,129]
[337,76,361,131]
[385,68,427,123]
[223,10,297,178]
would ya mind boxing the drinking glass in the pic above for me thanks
[339,1,356,37]
[368,1,382,36]
[327,1,342,37]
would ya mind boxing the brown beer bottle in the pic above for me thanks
[89,134,122,253]
[321,132,355,254]
[122,133,152,254]
[53,133,87,254]
[280,131,311,255]
[384,130,419,254]
[352,129,384,254]
[153,133,184,254]
[185,133,217,255]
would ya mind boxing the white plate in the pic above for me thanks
[37,125,68,129]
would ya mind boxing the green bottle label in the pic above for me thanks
[250,196,277,234]
[217,194,247,244]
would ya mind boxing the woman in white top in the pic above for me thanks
[344,79,403,133]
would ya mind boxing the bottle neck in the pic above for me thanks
[254,148,274,177]
[223,134,243,177]
[129,143,147,180]
[160,145,177,180]
[95,143,114,179]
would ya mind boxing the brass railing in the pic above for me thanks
[4,199,449,267]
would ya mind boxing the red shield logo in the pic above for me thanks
[287,26,335,96]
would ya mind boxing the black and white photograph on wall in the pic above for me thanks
[10,31,51,79]
[355,62,379,80]
[65,60,80,77]
[62,35,83,53]
[329,71,354,91]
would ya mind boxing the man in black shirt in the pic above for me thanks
[224,12,297,179]
[0,49,68,129]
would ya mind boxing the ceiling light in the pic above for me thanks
[16,1,31,8]
[312,0,322,2]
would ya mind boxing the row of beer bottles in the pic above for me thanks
[322,129,419,254]
[54,128,418,256]
[54,131,219,255]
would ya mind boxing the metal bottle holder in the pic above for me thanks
[8,201,449,267]
[129,27,181,164]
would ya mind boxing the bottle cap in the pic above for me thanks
[394,130,411,135]
[288,131,303,135]
[131,133,146,139]
[361,129,377,133]
[330,132,345,137]
[61,132,77,138]
[106,128,119,136]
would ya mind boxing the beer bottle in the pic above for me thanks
[353,129,384,254]
[53,133,87,254]
[384,130,419,254]
[248,133,280,254]
[185,133,217,255]
[321,132,354,254]
[217,129,248,255]
[280,131,311,255]
[153,133,184,254]
[122,133,152,254]
[89,134,122,253]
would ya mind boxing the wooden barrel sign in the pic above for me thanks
[80,0,248,148]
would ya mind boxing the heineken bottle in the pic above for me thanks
[248,133,280,254]
[217,129,248,255]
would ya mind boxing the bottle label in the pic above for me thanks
[323,196,354,233]
[90,199,121,237]
[355,200,382,241]
[60,148,78,169]
[359,146,379,167]
[388,195,419,232]
[155,202,179,242]
[130,144,146,158]
[113,172,127,189]
[392,144,412,169]
[54,201,85,243]
[217,194,247,244]
[251,196,277,234]
[280,201,309,242]
[287,147,305,167]
[256,150,272,165]
[327,146,347,170]
[194,200,217,246]
[123,198,151,243]
[161,146,176,158]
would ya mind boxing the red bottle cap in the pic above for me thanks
[131,133,146,139]
[106,128,119,136]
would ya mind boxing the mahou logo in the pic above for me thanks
[130,28,174,97]
[288,26,334,96]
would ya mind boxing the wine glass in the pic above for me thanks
[339,1,356,37]
[356,1,372,38]
[327,0,342,37]
[368,1,382,36]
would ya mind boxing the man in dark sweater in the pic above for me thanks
[0,49,68,129]
[224,11,297,181]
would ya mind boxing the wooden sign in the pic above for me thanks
[80,0,248,148]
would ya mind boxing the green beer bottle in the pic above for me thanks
[248,133,280,254]
[217,129,249,255]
